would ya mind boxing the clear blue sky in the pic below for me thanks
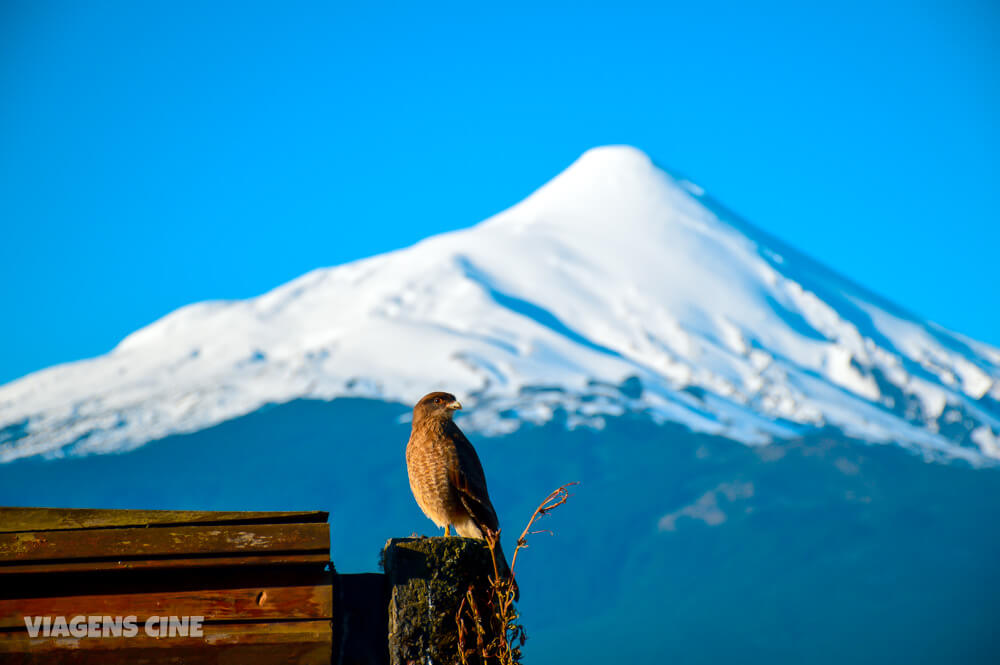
[1,0,997,385]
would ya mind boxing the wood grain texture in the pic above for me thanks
[0,575,334,627]
[0,553,331,575]
[0,523,330,563]
[0,508,336,663]
[0,508,328,533]
[0,620,333,664]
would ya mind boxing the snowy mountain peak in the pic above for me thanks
[489,145,677,229]
[2,146,999,465]
[541,144,659,194]
[574,143,654,166]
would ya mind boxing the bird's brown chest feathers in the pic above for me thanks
[406,417,463,527]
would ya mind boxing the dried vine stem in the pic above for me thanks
[456,482,578,665]
[510,483,577,573]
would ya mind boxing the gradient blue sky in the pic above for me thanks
[1,0,997,385]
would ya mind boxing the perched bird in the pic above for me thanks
[406,391,518,599]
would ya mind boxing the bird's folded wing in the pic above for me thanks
[449,463,500,535]
[446,422,500,534]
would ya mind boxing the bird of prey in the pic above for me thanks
[406,391,518,598]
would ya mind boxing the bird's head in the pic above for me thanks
[413,391,462,421]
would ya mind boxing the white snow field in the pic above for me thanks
[2,146,998,463]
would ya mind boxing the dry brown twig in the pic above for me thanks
[457,482,578,665]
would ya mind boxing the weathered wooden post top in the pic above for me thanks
[0,507,502,664]
[384,537,500,665]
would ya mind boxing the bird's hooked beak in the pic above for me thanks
[447,400,462,411]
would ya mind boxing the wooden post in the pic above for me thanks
[383,537,497,665]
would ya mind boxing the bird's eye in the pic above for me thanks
[433,398,441,404]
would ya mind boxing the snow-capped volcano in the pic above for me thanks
[2,146,999,464]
